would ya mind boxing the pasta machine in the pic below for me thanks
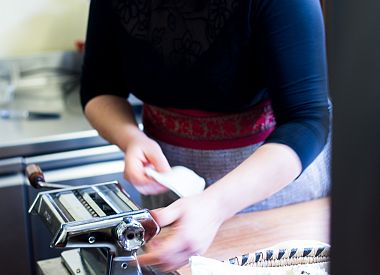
[27,164,173,275]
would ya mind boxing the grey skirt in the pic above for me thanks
[141,137,331,213]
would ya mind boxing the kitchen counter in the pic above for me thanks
[0,86,143,160]
[0,51,108,160]
[0,90,106,159]
[0,87,145,162]
[0,77,109,160]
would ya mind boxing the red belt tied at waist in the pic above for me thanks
[142,100,276,150]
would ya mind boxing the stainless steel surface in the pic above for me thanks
[62,249,92,275]
[30,179,159,275]
[111,255,142,275]
[79,249,109,275]
[0,156,24,174]
[0,130,108,159]
[38,181,72,189]
[115,217,145,252]
[38,250,179,275]
[33,192,68,235]
[25,145,124,170]
[25,151,142,266]
[37,257,71,275]
[61,249,112,275]
[0,51,107,159]
[37,160,125,184]
[30,181,158,250]
[61,249,103,275]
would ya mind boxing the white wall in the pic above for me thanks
[0,0,89,58]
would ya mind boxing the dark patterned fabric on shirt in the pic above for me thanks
[112,0,239,65]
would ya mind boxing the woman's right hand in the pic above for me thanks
[123,129,171,195]
[83,95,170,194]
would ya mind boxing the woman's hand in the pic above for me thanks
[138,193,225,271]
[83,95,171,195]
[123,129,171,195]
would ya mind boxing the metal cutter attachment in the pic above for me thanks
[27,164,160,275]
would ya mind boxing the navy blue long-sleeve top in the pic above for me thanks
[80,0,330,170]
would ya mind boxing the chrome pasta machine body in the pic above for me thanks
[26,164,164,275]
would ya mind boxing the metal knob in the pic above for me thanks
[115,217,145,251]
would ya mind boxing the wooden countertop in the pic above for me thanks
[178,197,330,274]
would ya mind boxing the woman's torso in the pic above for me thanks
[110,0,268,111]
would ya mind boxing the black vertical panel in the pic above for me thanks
[328,0,380,274]
[0,175,32,275]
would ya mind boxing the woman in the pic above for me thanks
[80,0,330,271]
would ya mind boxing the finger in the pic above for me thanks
[135,183,168,195]
[148,229,191,258]
[150,203,182,227]
[124,153,161,187]
[138,251,162,267]
[148,208,163,221]
[124,153,148,184]
[138,242,189,267]
[146,184,169,195]
[156,244,198,271]
[139,239,194,271]
[152,252,191,272]
[143,170,170,194]
[144,146,171,173]
[148,183,169,194]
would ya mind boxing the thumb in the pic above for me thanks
[151,204,182,227]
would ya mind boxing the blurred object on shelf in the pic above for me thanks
[0,51,82,113]
[0,109,61,120]
[0,62,18,105]
[75,40,86,53]
[0,79,15,105]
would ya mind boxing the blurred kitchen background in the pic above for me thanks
[2,1,380,275]
[0,1,142,274]
[0,0,88,57]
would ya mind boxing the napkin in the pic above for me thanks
[144,166,206,197]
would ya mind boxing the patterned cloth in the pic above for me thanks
[228,240,330,267]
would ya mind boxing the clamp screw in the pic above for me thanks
[121,262,128,269]
[88,236,96,244]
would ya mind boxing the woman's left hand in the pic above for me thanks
[138,193,225,272]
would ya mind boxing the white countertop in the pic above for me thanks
[0,87,106,159]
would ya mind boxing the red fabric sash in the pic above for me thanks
[142,100,276,150]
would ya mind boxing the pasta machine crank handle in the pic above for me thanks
[26,164,71,189]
